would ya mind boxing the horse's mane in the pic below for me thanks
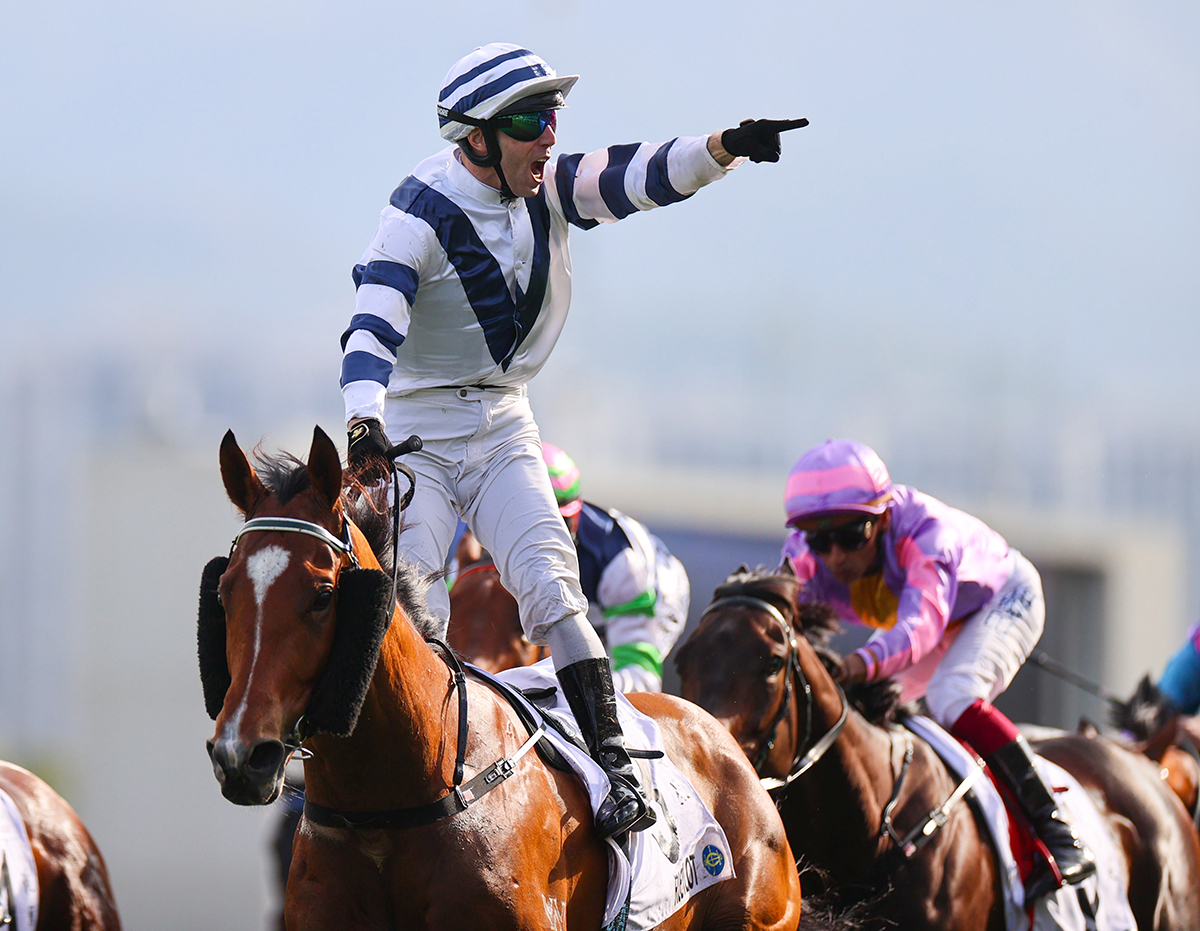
[252,452,442,638]
[712,566,906,727]
[1110,674,1175,739]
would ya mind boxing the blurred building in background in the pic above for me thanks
[0,346,1194,929]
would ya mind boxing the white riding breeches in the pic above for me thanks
[383,386,589,644]
[886,550,1045,726]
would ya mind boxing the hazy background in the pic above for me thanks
[2,2,1198,928]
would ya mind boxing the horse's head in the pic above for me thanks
[675,570,807,778]
[200,427,395,805]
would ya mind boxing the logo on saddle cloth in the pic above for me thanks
[849,573,900,630]
[701,845,725,877]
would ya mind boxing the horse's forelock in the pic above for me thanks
[247,449,439,638]
[713,567,799,615]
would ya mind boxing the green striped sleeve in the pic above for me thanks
[611,642,663,678]
[602,589,656,619]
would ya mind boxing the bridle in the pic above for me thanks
[228,512,363,758]
[700,595,848,792]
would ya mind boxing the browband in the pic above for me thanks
[232,516,359,568]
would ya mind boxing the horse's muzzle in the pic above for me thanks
[207,736,287,805]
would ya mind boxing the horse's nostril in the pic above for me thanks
[246,740,286,778]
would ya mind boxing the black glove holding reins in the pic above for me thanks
[347,418,392,467]
[721,117,809,163]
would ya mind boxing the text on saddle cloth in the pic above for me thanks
[480,659,735,931]
[905,716,1136,931]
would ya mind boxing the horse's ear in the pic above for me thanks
[779,557,797,577]
[1144,717,1181,763]
[220,430,265,515]
[307,426,344,509]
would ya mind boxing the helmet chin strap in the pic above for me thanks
[458,130,516,200]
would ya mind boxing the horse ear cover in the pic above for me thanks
[198,556,232,720]
[197,559,393,737]
[305,568,394,738]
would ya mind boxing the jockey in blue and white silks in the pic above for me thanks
[544,444,690,694]
[339,133,730,406]
[338,43,806,841]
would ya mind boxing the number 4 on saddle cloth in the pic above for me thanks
[476,659,735,931]
[0,788,37,931]
[907,717,1136,931]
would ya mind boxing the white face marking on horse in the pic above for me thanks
[248,546,290,607]
[226,545,290,736]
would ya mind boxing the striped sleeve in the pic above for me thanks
[545,134,732,229]
[339,209,427,423]
[856,537,955,681]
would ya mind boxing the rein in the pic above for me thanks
[700,596,849,790]
[701,593,978,861]
[452,560,498,589]
[303,639,548,831]
[231,509,546,831]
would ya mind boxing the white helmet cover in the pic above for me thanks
[437,43,579,142]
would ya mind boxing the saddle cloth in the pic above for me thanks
[905,716,1136,931]
[0,786,38,931]
[483,659,735,931]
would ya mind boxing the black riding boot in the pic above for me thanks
[556,658,657,840]
[986,736,1096,900]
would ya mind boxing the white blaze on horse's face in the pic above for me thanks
[226,545,290,733]
[248,545,290,607]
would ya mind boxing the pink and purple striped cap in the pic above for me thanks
[784,439,892,527]
[542,442,582,518]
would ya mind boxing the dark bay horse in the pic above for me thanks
[200,429,816,931]
[675,568,1200,931]
[447,559,546,673]
[1111,676,1200,828]
[0,761,121,930]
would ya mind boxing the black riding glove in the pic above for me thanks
[721,117,809,163]
[347,419,391,467]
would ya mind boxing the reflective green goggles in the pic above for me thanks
[494,109,557,142]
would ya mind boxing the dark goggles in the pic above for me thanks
[494,108,557,142]
[804,518,875,556]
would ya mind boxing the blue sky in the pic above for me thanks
[3,1,1198,473]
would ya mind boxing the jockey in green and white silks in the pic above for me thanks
[543,444,690,694]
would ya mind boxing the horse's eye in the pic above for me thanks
[767,656,786,676]
[312,588,334,613]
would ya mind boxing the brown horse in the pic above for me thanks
[200,429,818,931]
[447,559,546,673]
[1111,676,1200,828]
[0,761,121,930]
[675,568,1200,931]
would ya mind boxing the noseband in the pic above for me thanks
[700,595,848,791]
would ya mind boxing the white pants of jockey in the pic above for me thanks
[884,550,1045,727]
[383,385,589,645]
[592,551,691,693]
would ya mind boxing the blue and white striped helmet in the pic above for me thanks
[437,44,579,142]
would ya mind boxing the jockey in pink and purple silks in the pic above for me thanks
[780,439,1095,901]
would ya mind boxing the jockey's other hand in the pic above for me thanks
[837,653,868,686]
[347,418,391,467]
[721,118,809,163]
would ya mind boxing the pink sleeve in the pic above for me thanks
[856,535,953,681]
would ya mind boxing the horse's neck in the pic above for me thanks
[783,641,900,871]
[304,604,457,811]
